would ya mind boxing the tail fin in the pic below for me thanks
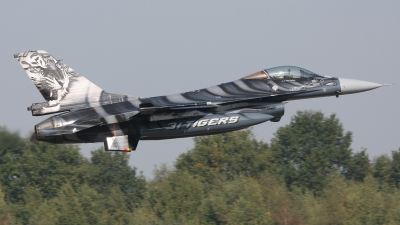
[15,50,137,115]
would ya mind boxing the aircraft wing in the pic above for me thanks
[39,124,97,136]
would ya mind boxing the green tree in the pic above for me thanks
[373,149,400,189]
[146,170,204,224]
[269,111,352,194]
[373,154,392,188]
[6,142,86,202]
[0,185,16,225]
[175,129,270,184]
[102,186,133,225]
[345,149,371,181]
[390,149,400,188]
[86,149,146,210]
[50,183,88,225]
[203,176,273,225]
[77,184,107,225]
[0,126,27,203]
[0,126,25,154]
[27,200,58,225]
[341,176,387,225]
[257,173,305,225]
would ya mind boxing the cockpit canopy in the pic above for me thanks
[242,66,323,80]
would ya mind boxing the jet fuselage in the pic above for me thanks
[14,50,385,151]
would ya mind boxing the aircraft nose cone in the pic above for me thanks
[338,78,383,95]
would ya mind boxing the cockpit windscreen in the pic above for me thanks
[241,66,324,80]
[264,66,321,80]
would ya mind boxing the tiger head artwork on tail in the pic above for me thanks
[15,50,137,116]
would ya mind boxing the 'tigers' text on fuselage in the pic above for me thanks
[166,116,239,130]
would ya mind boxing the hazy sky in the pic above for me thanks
[1,1,399,178]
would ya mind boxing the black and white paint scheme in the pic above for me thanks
[16,50,137,116]
[15,50,389,152]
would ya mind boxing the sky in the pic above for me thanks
[0,1,399,178]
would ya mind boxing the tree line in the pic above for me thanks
[0,110,399,224]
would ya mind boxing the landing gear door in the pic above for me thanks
[104,134,140,152]
[104,120,141,152]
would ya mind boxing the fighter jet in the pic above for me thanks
[14,50,388,152]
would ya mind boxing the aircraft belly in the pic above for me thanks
[140,112,275,139]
